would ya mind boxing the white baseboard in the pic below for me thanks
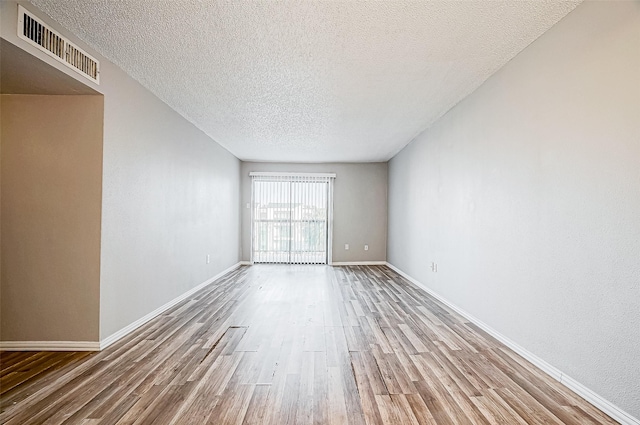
[560,373,639,425]
[385,262,639,425]
[239,260,387,266]
[0,340,100,351]
[331,261,387,266]
[99,261,243,350]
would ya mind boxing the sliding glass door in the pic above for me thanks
[251,174,333,264]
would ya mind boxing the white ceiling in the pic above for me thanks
[31,0,580,163]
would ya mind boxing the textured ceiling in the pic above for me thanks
[31,0,580,162]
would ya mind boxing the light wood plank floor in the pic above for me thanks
[0,265,617,424]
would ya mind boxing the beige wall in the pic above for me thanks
[1,94,103,341]
[388,1,640,419]
[241,162,387,263]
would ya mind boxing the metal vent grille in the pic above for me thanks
[17,5,100,84]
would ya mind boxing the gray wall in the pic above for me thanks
[1,1,242,342]
[98,61,241,340]
[388,1,639,418]
[241,162,387,263]
[1,95,103,342]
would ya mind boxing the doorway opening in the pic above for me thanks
[250,173,335,264]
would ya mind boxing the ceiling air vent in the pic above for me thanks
[17,5,100,84]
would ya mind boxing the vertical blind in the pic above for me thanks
[251,173,335,264]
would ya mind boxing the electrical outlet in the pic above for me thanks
[364,245,369,251]
[206,254,210,264]
[345,244,349,250]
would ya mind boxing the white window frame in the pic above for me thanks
[249,172,335,265]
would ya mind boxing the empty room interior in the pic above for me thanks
[0,0,638,424]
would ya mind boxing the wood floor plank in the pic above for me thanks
[0,265,619,425]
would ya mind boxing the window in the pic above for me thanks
[251,173,335,264]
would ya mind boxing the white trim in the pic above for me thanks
[327,178,334,266]
[385,262,640,425]
[249,172,336,178]
[239,261,252,266]
[99,262,243,350]
[332,261,387,266]
[249,174,255,264]
[560,373,640,425]
[0,340,100,351]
